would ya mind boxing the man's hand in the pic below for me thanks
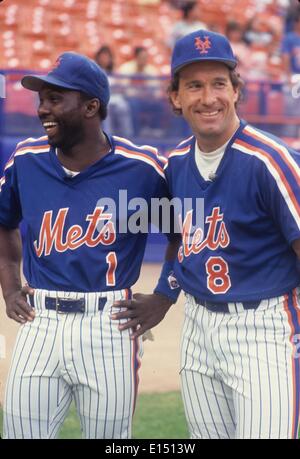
[111,293,173,340]
[5,286,35,324]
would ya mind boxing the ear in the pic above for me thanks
[233,85,239,104]
[170,90,182,111]
[85,98,100,118]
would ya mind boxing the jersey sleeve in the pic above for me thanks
[0,156,22,228]
[261,149,300,245]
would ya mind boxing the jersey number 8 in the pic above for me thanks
[205,256,231,294]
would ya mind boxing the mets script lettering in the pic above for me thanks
[178,206,230,262]
[34,207,116,257]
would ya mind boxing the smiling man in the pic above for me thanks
[170,63,240,152]
[112,30,300,439]
[0,52,173,439]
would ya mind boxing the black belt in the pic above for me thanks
[194,297,261,313]
[29,296,107,313]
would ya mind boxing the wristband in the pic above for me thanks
[153,260,181,303]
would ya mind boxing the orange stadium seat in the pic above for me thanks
[0,0,286,77]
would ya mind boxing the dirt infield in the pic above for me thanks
[0,263,185,406]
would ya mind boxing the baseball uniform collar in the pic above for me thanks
[189,119,246,189]
[49,132,114,182]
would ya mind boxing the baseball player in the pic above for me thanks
[0,52,173,439]
[112,30,300,439]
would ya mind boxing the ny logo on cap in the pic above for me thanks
[194,36,211,54]
[51,56,63,72]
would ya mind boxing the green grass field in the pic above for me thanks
[0,391,189,439]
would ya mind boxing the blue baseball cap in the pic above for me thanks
[21,51,110,106]
[171,29,237,76]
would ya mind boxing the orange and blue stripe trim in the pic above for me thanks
[243,125,300,185]
[232,134,300,230]
[0,139,50,191]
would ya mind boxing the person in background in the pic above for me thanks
[169,0,207,48]
[284,0,300,33]
[281,10,300,118]
[94,45,114,73]
[94,45,134,137]
[243,16,282,81]
[224,21,249,79]
[118,46,158,80]
[118,46,160,136]
[244,16,276,49]
[281,11,300,80]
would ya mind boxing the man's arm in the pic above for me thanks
[111,236,181,340]
[292,238,300,259]
[0,225,34,323]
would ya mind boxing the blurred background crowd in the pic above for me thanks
[1,0,300,82]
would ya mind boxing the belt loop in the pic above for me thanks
[29,294,34,309]
[98,298,107,311]
[235,302,245,313]
[227,303,237,314]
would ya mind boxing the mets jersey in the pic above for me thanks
[165,121,300,302]
[0,134,168,292]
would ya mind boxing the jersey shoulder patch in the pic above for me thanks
[113,135,166,178]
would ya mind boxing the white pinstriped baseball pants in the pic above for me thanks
[3,288,142,439]
[181,289,300,439]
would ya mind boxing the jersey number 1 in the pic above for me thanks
[106,252,117,286]
[205,256,231,294]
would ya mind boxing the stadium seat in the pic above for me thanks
[0,0,281,73]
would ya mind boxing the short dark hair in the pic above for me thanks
[94,45,114,73]
[134,46,147,57]
[182,1,197,19]
[167,68,245,115]
[80,92,107,120]
[225,20,243,35]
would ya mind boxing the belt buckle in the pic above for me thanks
[55,297,82,314]
[56,297,64,314]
